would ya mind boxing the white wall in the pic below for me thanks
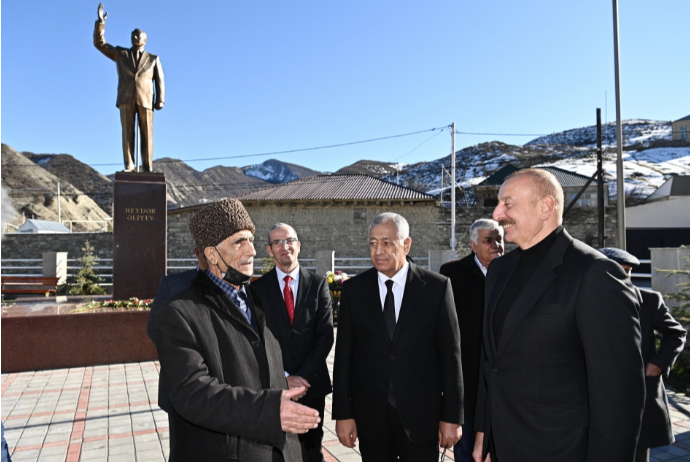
[626,196,690,228]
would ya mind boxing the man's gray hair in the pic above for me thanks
[469,219,503,245]
[368,213,410,241]
[267,223,297,244]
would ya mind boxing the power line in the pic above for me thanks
[455,130,548,136]
[87,126,449,166]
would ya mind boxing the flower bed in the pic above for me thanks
[70,297,153,313]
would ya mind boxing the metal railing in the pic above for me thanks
[632,258,652,279]
[166,258,317,275]
[334,257,429,275]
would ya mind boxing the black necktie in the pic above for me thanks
[384,280,396,340]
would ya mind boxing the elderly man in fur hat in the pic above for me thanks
[155,198,319,461]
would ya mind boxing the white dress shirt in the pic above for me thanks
[275,265,300,302]
[377,262,409,321]
[474,254,488,276]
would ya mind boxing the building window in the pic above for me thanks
[682,126,688,141]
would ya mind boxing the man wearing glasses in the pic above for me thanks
[254,223,335,462]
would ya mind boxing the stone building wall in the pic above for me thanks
[168,202,619,259]
[1,232,114,259]
[1,204,618,261]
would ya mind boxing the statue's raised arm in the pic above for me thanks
[97,3,108,23]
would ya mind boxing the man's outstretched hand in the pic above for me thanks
[97,3,108,22]
[280,387,320,434]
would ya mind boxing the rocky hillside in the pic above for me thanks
[1,144,111,231]
[334,160,401,177]
[21,151,114,215]
[151,158,273,208]
[4,119,687,218]
[243,159,321,184]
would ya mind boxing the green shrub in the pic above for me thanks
[57,240,107,295]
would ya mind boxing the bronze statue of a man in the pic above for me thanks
[93,3,165,173]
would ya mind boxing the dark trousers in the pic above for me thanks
[359,404,438,462]
[453,419,474,462]
[167,413,175,462]
[298,394,326,462]
[634,448,649,462]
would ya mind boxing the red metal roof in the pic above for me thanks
[234,175,434,201]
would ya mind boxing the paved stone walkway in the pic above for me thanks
[4,348,690,461]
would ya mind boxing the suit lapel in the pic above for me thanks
[363,269,390,343]
[391,263,425,344]
[294,267,312,325]
[485,252,519,356]
[264,267,292,325]
[494,230,573,359]
[135,51,149,73]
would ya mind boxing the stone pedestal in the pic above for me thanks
[113,172,167,300]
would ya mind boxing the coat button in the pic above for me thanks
[493,367,499,373]
[389,355,395,360]
[251,340,260,347]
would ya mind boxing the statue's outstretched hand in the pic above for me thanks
[98,3,108,22]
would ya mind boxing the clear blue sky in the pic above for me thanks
[2,0,688,176]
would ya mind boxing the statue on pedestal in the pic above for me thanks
[93,3,165,173]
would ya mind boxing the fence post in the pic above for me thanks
[43,252,68,284]
[316,251,335,276]
[428,250,457,273]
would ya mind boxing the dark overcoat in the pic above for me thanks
[440,252,485,422]
[155,271,303,462]
[635,287,686,449]
[475,229,645,462]
[147,268,198,414]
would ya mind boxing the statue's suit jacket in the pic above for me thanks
[93,21,165,110]
[332,263,463,444]
[475,229,645,462]
[253,266,334,402]
[635,287,686,449]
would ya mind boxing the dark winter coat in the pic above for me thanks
[155,271,304,462]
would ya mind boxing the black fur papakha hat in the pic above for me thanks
[189,199,255,250]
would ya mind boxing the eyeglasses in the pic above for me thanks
[270,238,299,247]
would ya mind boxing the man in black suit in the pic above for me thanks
[253,223,334,462]
[599,247,687,462]
[333,212,463,461]
[440,219,504,462]
[473,169,645,462]
[146,248,207,462]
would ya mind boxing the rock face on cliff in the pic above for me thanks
[1,144,111,231]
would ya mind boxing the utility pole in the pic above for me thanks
[450,123,456,251]
[57,182,61,224]
[612,0,626,249]
[596,109,605,248]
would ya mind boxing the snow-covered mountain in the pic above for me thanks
[526,119,672,148]
[243,159,321,184]
[379,119,689,203]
